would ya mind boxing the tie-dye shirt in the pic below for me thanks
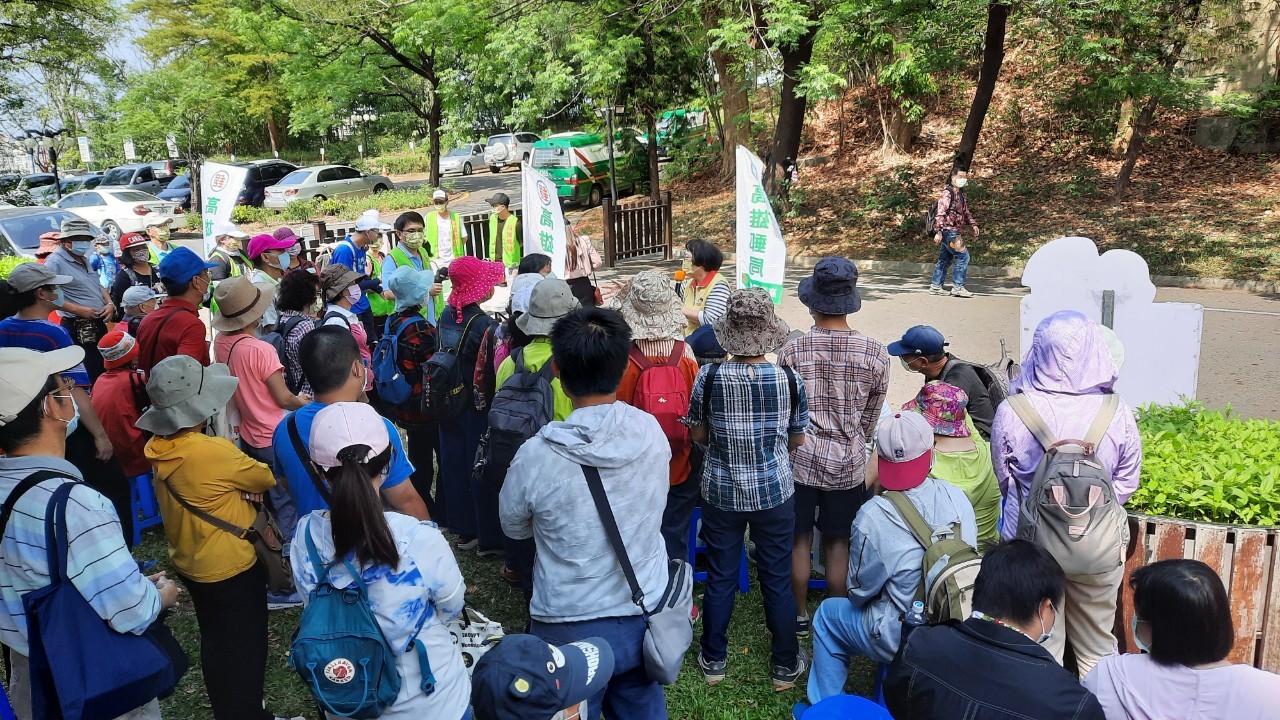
[292,511,469,719]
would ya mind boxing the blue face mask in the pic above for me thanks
[276,252,292,271]
[1131,615,1150,653]
[50,287,65,307]
[68,241,92,257]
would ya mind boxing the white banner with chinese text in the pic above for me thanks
[521,163,568,278]
[199,162,250,255]
[735,145,786,304]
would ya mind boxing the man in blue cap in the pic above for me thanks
[887,325,996,440]
[136,246,219,373]
[471,634,615,720]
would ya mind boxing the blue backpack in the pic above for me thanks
[289,527,435,718]
[371,314,430,407]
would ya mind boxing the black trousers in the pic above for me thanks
[64,425,134,547]
[180,561,272,720]
[405,423,442,523]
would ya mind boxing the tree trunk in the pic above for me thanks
[954,1,1010,171]
[1112,98,1137,156]
[711,45,750,178]
[646,110,661,201]
[1112,95,1157,199]
[880,95,921,155]
[427,83,442,188]
[765,26,818,195]
[266,115,282,157]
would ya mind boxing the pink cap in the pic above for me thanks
[246,233,295,259]
[875,411,934,491]
[308,402,391,470]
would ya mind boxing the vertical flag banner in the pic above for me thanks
[77,137,92,165]
[166,135,180,159]
[521,163,568,277]
[735,145,786,304]
[199,162,250,255]
[123,138,136,162]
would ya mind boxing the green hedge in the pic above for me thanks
[1131,401,1280,527]
[230,188,443,227]
[0,256,29,279]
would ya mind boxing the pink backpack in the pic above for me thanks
[628,342,691,456]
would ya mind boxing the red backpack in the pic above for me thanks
[628,342,691,456]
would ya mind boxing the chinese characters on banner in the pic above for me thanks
[199,162,250,255]
[735,145,786,303]
[520,162,568,277]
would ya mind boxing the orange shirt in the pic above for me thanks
[617,339,700,486]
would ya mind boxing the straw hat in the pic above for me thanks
[211,275,275,332]
[617,270,684,341]
[712,287,790,356]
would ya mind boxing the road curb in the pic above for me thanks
[716,252,1280,294]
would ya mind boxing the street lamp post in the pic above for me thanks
[23,128,68,200]
[351,108,376,160]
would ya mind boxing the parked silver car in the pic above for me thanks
[440,143,485,176]
[98,163,165,194]
[484,132,541,173]
[263,165,394,208]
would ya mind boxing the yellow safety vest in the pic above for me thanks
[683,271,728,336]
[425,211,465,259]
[488,213,521,268]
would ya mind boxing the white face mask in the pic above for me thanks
[954,177,968,188]
[1036,605,1057,645]
[344,285,363,305]
[1131,615,1150,653]
[47,392,80,437]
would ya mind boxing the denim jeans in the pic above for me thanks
[699,497,799,668]
[240,440,297,548]
[808,597,876,705]
[530,615,668,720]
[661,478,700,561]
[931,230,969,287]
[439,408,487,540]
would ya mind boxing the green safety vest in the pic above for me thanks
[425,211,465,259]
[488,213,521,268]
[366,254,396,317]
[210,248,250,278]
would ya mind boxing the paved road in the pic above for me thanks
[594,256,1280,421]
[395,167,598,223]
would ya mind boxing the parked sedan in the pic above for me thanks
[157,172,192,210]
[440,143,485,176]
[55,189,182,241]
[0,206,103,257]
[263,165,393,208]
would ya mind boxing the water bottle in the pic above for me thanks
[903,600,928,641]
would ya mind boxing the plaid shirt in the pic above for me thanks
[688,361,808,512]
[778,327,889,490]
[388,309,438,426]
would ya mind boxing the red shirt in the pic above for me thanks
[90,368,151,477]
[135,299,209,372]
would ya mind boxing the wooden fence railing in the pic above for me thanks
[601,191,673,268]
[306,209,522,262]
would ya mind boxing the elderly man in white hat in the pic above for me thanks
[208,221,252,281]
[426,188,468,263]
[142,212,175,265]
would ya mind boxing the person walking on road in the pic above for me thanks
[930,167,979,299]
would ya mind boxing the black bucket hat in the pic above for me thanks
[798,256,862,314]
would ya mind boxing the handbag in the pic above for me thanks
[22,483,183,720]
[580,465,693,685]
[71,318,105,346]
[445,606,505,674]
[160,479,293,593]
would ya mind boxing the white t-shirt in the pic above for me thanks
[434,212,466,265]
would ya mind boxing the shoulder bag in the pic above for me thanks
[160,479,292,593]
[580,465,693,685]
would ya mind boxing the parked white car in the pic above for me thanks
[263,165,393,208]
[484,132,541,173]
[98,163,165,194]
[54,189,182,241]
[440,143,485,176]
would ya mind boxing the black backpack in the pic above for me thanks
[261,315,310,394]
[475,347,556,490]
[923,185,957,238]
[421,311,482,421]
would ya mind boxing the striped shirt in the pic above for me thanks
[778,327,889,490]
[688,361,808,512]
[0,318,92,387]
[0,456,161,656]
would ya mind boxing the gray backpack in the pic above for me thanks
[1007,394,1128,576]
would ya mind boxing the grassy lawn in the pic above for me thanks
[137,525,875,719]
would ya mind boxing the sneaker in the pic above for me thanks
[951,285,974,298]
[771,648,808,691]
[795,614,810,639]
[929,285,946,295]
[697,652,727,686]
[476,546,507,560]
[454,537,479,551]
[266,590,303,611]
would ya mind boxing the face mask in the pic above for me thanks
[434,201,447,211]
[344,285,363,305]
[1131,616,1150,653]
[310,297,324,315]
[198,276,211,303]
[287,244,301,256]
[275,252,292,271]
[954,178,968,188]
[130,249,151,264]
[49,287,65,308]
[94,244,110,256]
[899,356,920,373]
[402,232,424,250]
[68,241,92,257]
[47,393,80,437]
[1036,606,1057,645]
[153,228,171,243]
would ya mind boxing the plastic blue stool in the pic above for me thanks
[793,694,892,719]
[870,662,891,707]
[688,506,750,593]
[130,473,164,546]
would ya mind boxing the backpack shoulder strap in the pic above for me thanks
[1083,394,1120,451]
[288,413,331,503]
[1006,394,1058,452]
[580,464,646,612]
[224,335,251,365]
[884,490,937,551]
[143,308,181,368]
[278,314,307,339]
[628,344,653,372]
[780,364,800,412]
[667,341,686,367]
[0,470,67,541]
[160,478,251,539]
[322,310,350,328]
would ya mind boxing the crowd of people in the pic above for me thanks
[0,202,1276,720]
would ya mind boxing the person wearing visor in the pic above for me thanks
[142,212,175,265]
[209,222,252,281]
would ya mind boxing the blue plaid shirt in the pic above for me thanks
[688,361,808,512]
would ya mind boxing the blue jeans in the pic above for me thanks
[808,597,876,704]
[931,230,969,287]
[438,408,487,540]
[240,440,297,554]
[530,615,667,720]
[699,497,799,668]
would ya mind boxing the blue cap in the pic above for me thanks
[157,246,219,284]
[887,325,947,357]
[471,634,614,720]
[687,323,726,359]
[793,696,894,720]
